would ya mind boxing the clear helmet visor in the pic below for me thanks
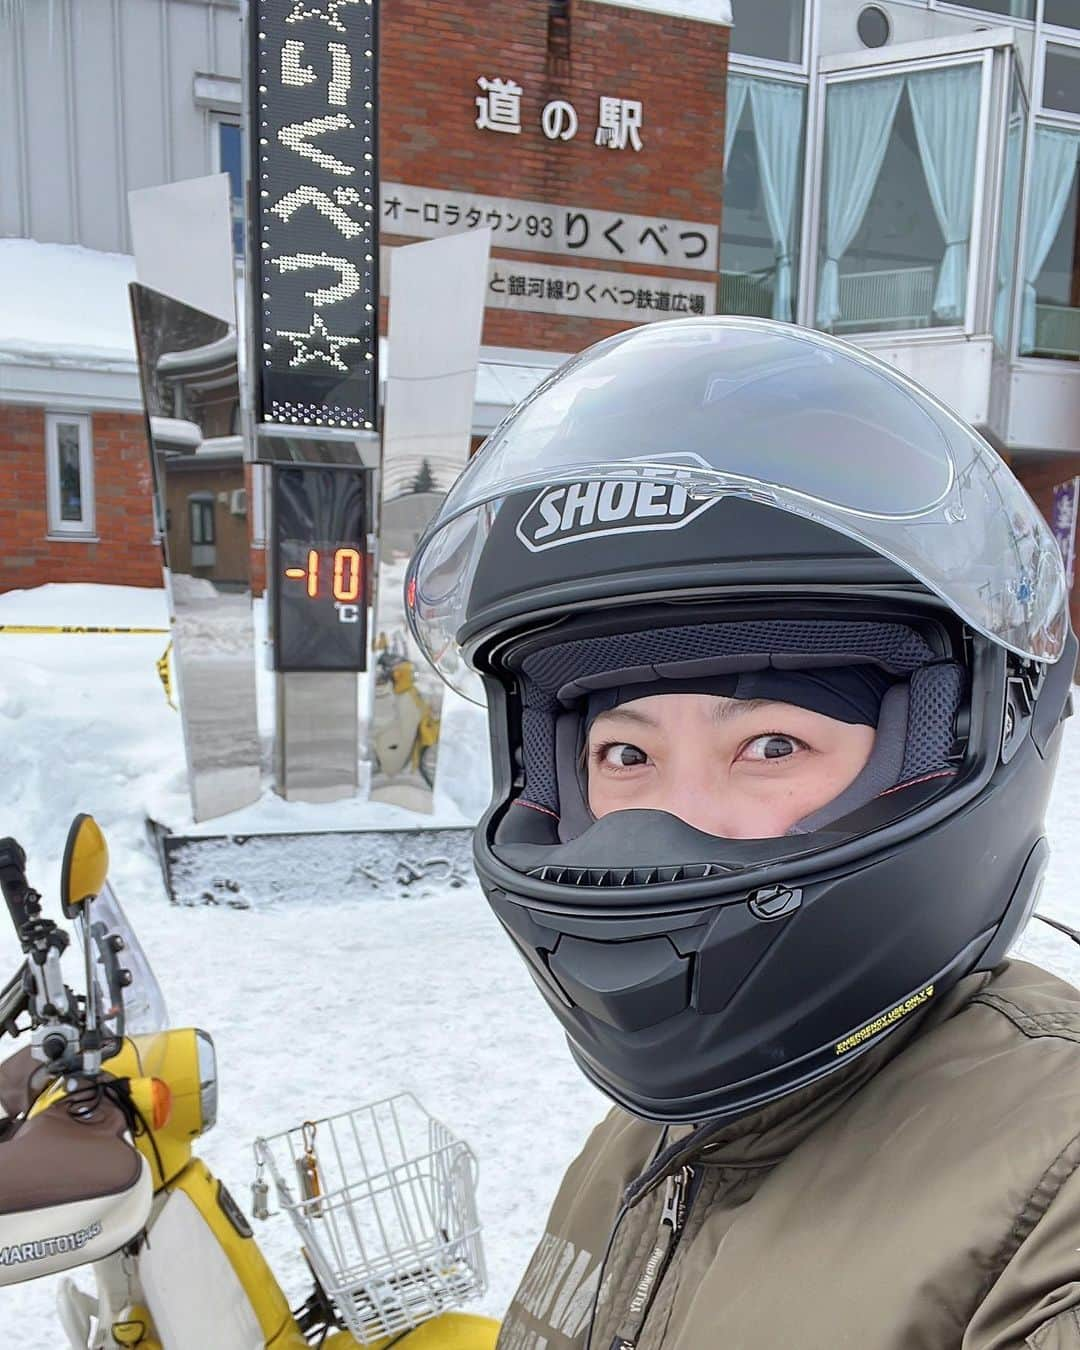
[407,319,1068,698]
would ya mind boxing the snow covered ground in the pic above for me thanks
[0,582,1078,1345]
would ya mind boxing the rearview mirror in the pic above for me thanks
[60,814,109,919]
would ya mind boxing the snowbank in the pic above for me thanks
[0,582,492,840]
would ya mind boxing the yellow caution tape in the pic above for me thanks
[0,625,170,635]
[156,642,177,710]
[0,624,177,708]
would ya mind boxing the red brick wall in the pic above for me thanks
[0,404,161,592]
[379,0,729,352]
[1013,454,1080,663]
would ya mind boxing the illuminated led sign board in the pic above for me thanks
[273,464,371,671]
[250,0,379,432]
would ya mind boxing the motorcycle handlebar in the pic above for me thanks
[0,839,38,940]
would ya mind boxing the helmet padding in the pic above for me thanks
[504,620,964,845]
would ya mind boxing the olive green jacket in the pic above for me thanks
[498,959,1080,1350]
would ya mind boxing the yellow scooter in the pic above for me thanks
[372,634,441,788]
[0,816,499,1350]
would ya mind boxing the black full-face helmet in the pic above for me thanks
[405,318,1076,1125]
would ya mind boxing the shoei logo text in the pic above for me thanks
[0,1221,102,1266]
[516,480,715,552]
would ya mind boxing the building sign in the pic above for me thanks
[486,259,714,323]
[1052,476,1080,590]
[250,0,379,432]
[382,183,718,272]
[273,464,370,671]
[475,77,644,151]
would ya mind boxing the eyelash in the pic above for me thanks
[590,733,811,771]
[740,732,810,762]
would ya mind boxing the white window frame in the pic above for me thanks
[728,0,811,75]
[45,412,96,539]
[724,62,811,323]
[1037,31,1080,122]
[930,0,1035,27]
[1010,26,1080,365]
[990,50,1030,353]
[212,115,244,259]
[1040,1,1080,40]
[807,42,996,340]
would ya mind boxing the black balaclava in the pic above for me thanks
[584,664,895,731]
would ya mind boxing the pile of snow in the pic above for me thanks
[0,240,137,365]
[0,581,1078,1346]
[0,581,491,840]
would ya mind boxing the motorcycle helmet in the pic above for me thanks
[405,317,1076,1124]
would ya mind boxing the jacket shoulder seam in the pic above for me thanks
[971,1128,1080,1325]
[970,990,1080,1046]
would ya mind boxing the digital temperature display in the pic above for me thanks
[272,465,371,672]
[283,548,364,602]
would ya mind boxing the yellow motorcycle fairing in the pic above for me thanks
[324,1311,501,1350]
[29,1029,206,1188]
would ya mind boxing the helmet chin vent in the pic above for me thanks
[527,862,732,887]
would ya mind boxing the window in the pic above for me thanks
[1042,43,1080,118]
[729,0,804,66]
[188,493,217,569]
[216,120,244,257]
[1045,1,1080,32]
[189,495,216,545]
[857,7,891,50]
[817,61,984,336]
[45,413,95,537]
[1019,125,1080,358]
[720,76,806,322]
[937,0,1034,18]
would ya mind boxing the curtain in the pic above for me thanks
[993,111,1024,349]
[749,81,804,322]
[1020,126,1080,354]
[907,64,982,323]
[725,77,750,173]
[816,77,903,328]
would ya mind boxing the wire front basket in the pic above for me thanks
[254,1093,486,1344]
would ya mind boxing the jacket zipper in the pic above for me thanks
[605,1164,694,1350]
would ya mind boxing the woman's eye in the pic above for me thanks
[741,734,803,762]
[600,742,648,768]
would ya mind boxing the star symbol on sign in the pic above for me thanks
[278,313,361,373]
[287,0,359,32]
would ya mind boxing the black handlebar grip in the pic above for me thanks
[0,838,34,934]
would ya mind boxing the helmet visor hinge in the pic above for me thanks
[1001,660,1045,765]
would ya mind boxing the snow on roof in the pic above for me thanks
[0,238,137,365]
[586,0,732,24]
[0,242,555,420]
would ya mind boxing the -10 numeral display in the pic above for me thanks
[284,547,363,601]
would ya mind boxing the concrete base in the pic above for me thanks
[147,818,475,906]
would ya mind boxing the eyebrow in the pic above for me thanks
[590,697,781,731]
